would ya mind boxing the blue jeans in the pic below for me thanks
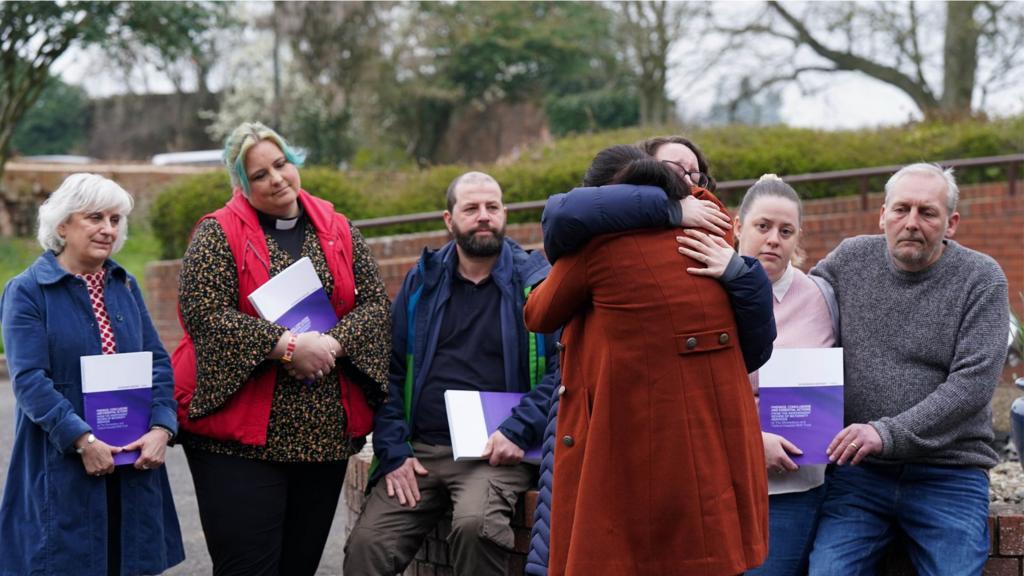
[747,484,827,576]
[808,463,989,576]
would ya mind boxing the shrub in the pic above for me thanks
[151,172,232,259]
[151,116,1024,254]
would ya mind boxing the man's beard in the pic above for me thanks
[453,222,505,257]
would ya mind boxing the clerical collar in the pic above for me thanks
[275,217,298,230]
[256,206,304,230]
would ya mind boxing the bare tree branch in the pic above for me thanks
[767,1,940,112]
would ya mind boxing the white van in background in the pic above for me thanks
[150,150,222,166]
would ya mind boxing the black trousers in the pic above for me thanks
[184,446,348,576]
[106,472,121,576]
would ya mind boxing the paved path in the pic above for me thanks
[0,376,348,575]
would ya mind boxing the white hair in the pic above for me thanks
[37,173,134,254]
[884,163,959,214]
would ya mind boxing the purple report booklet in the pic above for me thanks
[248,256,338,334]
[757,348,844,465]
[444,390,542,464]
[80,351,153,466]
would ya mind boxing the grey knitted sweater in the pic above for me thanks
[811,235,1008,468]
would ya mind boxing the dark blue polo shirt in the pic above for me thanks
[414,268,507,445]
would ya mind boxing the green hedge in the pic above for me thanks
[151,117,1024,258]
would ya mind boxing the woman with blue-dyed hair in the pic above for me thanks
[172,121,391,575]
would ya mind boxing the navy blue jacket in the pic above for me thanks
[526,184,776,575]
[0,252,183,576]
[372,238,560,481]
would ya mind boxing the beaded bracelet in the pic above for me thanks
[281,334,298,363]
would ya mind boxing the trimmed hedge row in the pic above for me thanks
[151,117,1024,258]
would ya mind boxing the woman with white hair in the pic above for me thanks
[172,121,390,575]
[0,173,184,576]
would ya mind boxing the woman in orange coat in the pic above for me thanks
[524,145,769,576]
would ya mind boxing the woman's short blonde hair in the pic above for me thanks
[222,121,305,196]
[37,173,134,254]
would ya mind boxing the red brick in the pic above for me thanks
[513,526,531,554]
[992,515,998,555]
[410,563,435,576]
[984,556,1021,576]
[522,490,538,527]
[1000,514,1024,556]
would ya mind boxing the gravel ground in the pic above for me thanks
[990,429,1024,504]
[989,377,1024,504]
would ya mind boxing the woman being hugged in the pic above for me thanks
[173,122,390,576]
[679,174,839,576]
[0,174,184,576]
[525,145,770,576]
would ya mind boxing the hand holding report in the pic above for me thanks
[250,257,339,382]
[757,348,844,465]
[80,351,153,466]
[444,390,541,464]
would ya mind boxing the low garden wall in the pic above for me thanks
[144,179,1024,354]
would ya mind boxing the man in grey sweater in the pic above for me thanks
[808,163,1008,576]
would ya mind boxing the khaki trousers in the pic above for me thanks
[344,442,534,576]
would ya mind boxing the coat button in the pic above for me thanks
[556,341,565,351]
[557,385,566,396]
[719,333,729,344]
[686,337,697,350]
[562,435,574,447]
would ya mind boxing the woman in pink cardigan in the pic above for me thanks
[679,174,839,576]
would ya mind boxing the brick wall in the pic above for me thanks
[143,179,1024,353]
[798,182,1024,315]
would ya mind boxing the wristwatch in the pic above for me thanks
[75,433,96,454]
[151,425,174,440]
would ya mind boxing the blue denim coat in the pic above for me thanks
[0,252,184,576]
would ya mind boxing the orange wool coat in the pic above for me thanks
[524,227,768,576]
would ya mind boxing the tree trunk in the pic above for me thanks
[940,1,980,118]
[0,129,15,237]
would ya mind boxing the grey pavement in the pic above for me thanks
[0,375,349,575]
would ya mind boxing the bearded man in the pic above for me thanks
[808,163,1008,576]
[345,171,559,575]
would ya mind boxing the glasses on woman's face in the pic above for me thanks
[662,160,710,189]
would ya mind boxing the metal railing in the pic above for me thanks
[352,153,1024,230]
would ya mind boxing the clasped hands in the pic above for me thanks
[675,196,735,278]
[276,331,345,381]
[76,427,172,476]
